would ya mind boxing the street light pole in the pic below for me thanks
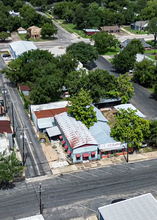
[22,128,25,166]
[39,183,42,214]
[11,102,15,135]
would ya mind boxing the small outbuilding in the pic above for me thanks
[100,26,120,33]
[83,29,100,35]
[27,26,41,39]
[18,84,31,96]
[17,27,27,34]
[98,193,157,220]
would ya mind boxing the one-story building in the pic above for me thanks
[9,40,37,59]
[27,26,41,39]
[83,29,100,35]
[120,38,151,50]
[134,20,149,31]
[0,120,13,149]
[17,27,27,34]
[100,26,120,33]
[98,193,157,220]
[18,84,31,96]
[55,112,99,163]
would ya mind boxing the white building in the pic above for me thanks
[17,27,27,34]
[9,40,37,59]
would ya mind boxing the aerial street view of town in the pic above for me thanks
[1,0,157,220]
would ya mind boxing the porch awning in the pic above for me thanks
[76,154,81,158]
[46,126,61,138]
[67,150,71,155]
[64,145,68,150]
[83,153,89,157]
[91,151,95,155]
[59,135,63,139]
[62,140,66,144]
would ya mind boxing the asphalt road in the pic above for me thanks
[0,56,51,178]
[95,56,157,119]
[1,159,157,220]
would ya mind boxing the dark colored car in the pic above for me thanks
[111,198,126,204]
[3,54,11,57]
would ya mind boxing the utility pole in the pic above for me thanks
[22,127,25,166]
[39,183,43,214]
[11,102,15,135]
[2,87,7,114]
[126,133,129,163]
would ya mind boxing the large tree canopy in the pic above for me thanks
[67,88,97,129]
[111,109,150,148]
[66,41,98,64]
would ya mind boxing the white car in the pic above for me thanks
[129,69,134,74]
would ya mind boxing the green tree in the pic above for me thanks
[25,33,30,41]
[53,1,67,19]
[111,108,150,148]
[0,151,24,184]
[133,59,156,87]
[66,41,98,64]
[92,31,119,54]
[0,31,10,41]
[67,88,97,128]
[125,39,145,55]
[147,17,157,48]
[73,4,87,29]
[41,22,58,38]
[148,120,157,147]
[117,72,135,103]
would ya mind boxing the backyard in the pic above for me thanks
[18,34,54,42]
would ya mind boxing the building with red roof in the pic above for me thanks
[19,84,31,96]
[0,120,13,149]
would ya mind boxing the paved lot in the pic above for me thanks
[1,159,157,220]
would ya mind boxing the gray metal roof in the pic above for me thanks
[9,40,37,57]
[38,118,53,129]
[98,193,157,220]
[136,53,154,62]
[18,214,45,220]
[114,104,146,118]
[94,107,108,122]
[120,38,151,49]
[46,126,61,137]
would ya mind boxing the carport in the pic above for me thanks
[46,126,61,140]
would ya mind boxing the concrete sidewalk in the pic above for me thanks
[52,151,157,176]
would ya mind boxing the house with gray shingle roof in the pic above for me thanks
[120,38,151,51]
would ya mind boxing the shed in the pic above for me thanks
[98,193,157,220]
[100,26,120,33]
[46,126,61,140]
[17,27,27,34]
[83,29,100,35]
[27,26,41,39]
[9,40,37,59]
[18,84,31,96]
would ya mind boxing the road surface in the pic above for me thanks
[0,159,157,220]
[0,57,51,178]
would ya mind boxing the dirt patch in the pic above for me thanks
[41,143,58,169]
[100,108,116,128]
[11,32,21,42]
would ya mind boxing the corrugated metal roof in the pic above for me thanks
[38,118,53,129]
[9,40,37,57]
[55,112,98,149]
[98,193,157,220]
[90,121,116,145]
[0,121,12,134]
[114,104,146,118]
[18,214,45,220]
[46,126,61,137]
[34,107,68,119]
[94,107,108,122]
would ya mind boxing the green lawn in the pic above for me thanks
[104,47,120,55]
[123,26,148,34]
[148,87,154,93]
[109,58,113,63]
[146,40,154,47]
[147,55,155,60]
[18,34,54,42]
[144,49,157,54]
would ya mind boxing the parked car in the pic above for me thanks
[3,54,11,57]
[129,69,134,74]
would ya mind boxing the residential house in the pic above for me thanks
[135,53,154,63]
[9,40,37,59]
[18,84,31,96]
[83,29,100,35]
[17,27,27,34]
[27,26,41,39]
[120,38,152,50]
[134,20,149,31]
[0,120,13,149]
[98,193,157,220]
[55,112,99,163]
[100,26,120,33]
